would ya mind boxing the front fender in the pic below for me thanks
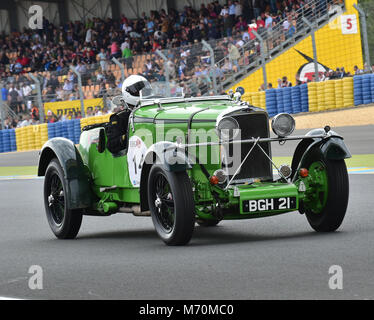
[143,141,193,172]
[139,141,192,212]
[292,133,351,181]
[38,138,93,209]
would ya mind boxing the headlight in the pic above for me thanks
[213,169,227,184]
[271,113,295,137]
[216,117,240,141]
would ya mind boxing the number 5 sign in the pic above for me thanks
[341,14,358,34]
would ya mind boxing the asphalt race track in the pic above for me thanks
[0,125,373,300]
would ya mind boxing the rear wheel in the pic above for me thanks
[148,165,195,245]
[44,159,83,239]
[302,151,349,232]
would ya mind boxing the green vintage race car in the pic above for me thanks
[38,77,350,245]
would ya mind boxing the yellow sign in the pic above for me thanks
[231,0,363,93]
[44,98,104,117]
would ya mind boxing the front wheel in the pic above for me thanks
[44,159,83,239]
[302,151,349,232]
[148,165,195,245]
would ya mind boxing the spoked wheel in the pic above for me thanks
[48,173,65,226]
[148,165,195,245]
[44,159,82,239]
[301,150,349,232]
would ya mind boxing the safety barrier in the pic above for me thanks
[242,91,266,111]
[240,77,359,116]
[354,74,374,106]
[0,114,111,154]
[0,129,17,153]
[243,84,309,117]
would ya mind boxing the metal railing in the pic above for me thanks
[213,0,346,90]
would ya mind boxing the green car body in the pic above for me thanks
[38,95,351,245]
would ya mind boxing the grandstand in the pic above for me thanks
[0,0,371,139]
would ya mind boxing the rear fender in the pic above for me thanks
[38,138,93,209]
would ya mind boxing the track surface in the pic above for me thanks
[0,175,373,300]
[0,124,373,300]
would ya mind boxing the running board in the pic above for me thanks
[119,205,151,216]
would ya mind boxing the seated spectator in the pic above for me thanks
[18,114,32,127]
[354,65,363,75]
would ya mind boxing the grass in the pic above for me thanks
[273,154,374,168]
[0,154,373,177]
[0,166,37,176]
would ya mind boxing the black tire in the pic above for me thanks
[196,219,220,227]
[303,151,349,232]
[44,159,83,239]
[147,165,195,245]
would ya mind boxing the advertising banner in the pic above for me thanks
[44,98,104,117]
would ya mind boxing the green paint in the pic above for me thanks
[0,166,37,176]
[302,161,329,214]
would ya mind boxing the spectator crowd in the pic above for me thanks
[0,0,367,130]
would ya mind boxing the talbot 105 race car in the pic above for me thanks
[38,75,350,245]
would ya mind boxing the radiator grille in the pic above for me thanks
[222,112,272,182]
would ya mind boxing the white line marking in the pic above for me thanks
[0,296,24,300]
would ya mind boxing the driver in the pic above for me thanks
[121,75,153,108]
[106,75,152,154]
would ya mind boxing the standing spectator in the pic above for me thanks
[287,19,296,38]
[228,42,240,72]
[98,48,108,71]
[21,82,33,110]
[1,82,8,102]
[253,0,262,19]
[109,41,121,59]
[8,84,22,114]
[31,104,39,121]
[223,13,233,37]
[234,1,242,18]
[122,46,134,69]
[220,4,229,17]
[63,79,73,95]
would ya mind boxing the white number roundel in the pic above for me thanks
[127,136,148,187]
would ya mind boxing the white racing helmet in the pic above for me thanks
[121,75,153,106]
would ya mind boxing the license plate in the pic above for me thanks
[242,197,297,213]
